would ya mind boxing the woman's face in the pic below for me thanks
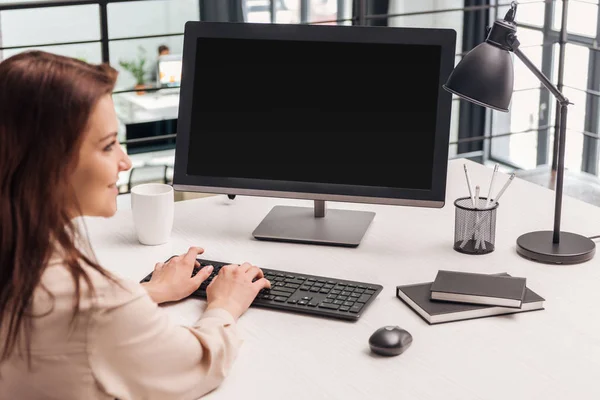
[71,94,132,217]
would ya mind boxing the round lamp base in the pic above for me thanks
[516,231,596,265]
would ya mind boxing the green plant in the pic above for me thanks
[118,46,148,86]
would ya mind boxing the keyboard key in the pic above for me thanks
[277,287,295,293]
[284,283,300,289]
[269,291,291,297]
[349,304,363,313]
[319,303,339,310]
[357,294,371,303]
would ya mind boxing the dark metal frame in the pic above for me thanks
[582,1,600,175]
[536,0,556,166]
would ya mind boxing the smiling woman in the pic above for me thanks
[0,51,270,400]
[70,94,132,217]
[0,49,129,380]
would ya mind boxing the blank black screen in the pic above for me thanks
[187,37,441,190]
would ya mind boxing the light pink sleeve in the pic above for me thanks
[88,281,242,400]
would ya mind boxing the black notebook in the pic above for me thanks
[396,273,544,325]
[430,270,527,308]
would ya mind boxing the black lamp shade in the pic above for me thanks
[443,42,514,112]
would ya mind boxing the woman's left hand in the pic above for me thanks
[141,246,213,304]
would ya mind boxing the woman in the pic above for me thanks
[0,51,270,399]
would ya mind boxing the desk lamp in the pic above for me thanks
[443,1,595,264]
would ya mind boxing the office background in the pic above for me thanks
[1,0,599,204]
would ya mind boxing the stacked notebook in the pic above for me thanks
[396,270,545,325]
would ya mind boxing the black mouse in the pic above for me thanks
[368,325,412,356]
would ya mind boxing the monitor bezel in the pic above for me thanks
[173,21,456,208]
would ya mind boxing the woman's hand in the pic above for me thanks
[142,246,213,304]
[205,262,271,320]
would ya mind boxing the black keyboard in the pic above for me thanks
[140,257,383,321]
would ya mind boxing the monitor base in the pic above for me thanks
[252,202,375,247]
[516,230,596,264]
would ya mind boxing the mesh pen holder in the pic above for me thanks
[454,197,498,255]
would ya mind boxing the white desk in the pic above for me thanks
[85,159,600,400]
[115,91,179,124]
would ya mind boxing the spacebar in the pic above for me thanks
[318,303,339,310]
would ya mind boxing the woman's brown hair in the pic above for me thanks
[0,51,119,364]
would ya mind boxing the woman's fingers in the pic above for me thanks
[193,265,214,284]
[244,265,264,281]
[253,277,271,290]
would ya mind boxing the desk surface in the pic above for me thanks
[86,159,600,400]
[114,92,179,124]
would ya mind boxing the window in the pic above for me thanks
[489,0,600,175]
[489,28,544,169]
[107,0,198,39]
[3,0,600,177]
[0,4,100,50]
[244,0,350,24]
[553,0,598,37]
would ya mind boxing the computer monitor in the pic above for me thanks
[157,54,182,87]
[173,21,456,247]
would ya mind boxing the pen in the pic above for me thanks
[490,172,515,206]
[463,164,475,207]
[485,164,499,209]
[474,186,483,250]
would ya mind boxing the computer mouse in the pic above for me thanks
[368,325,412,356]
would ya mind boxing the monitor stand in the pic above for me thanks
[252,200,375,247]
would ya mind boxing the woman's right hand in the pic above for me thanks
[205,262,271,320]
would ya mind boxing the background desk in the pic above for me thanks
[114,90,178,155]
[115,91,179,123]
[85,159,600,400]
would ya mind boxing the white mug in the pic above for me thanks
[131,183,174,245]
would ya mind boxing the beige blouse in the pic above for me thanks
[0,260,242,400]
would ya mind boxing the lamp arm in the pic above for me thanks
[511,38,570,106]
[510,36,567,243]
